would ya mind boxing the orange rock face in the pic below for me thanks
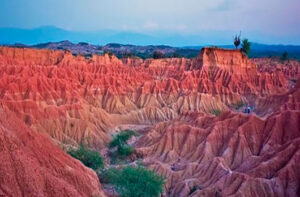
[136,84,300,196]
[0,46,299,196]
[0,106,106,197]
[0,47,297,147]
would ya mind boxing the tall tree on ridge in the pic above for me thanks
[234,31,241,49]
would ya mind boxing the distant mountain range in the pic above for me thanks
[0,26,232,46]
[1,26,300,59]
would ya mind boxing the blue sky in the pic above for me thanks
[0,0,299,44]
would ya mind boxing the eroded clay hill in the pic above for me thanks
[0,106,106,197]
[0,46,299,196]
[136,81,300,196]
[0,47,298,148]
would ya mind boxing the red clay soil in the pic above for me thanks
[0,106,106,197]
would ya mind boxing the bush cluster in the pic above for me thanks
[109,130,138,159]
[67,130,165,197]
[68,144,104,170]
[99,166,165,197]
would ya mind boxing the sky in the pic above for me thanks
[0,0,299,45]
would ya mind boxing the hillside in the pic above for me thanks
[0,106,106,197]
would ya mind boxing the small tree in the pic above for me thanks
[281,51,288,61]
[109,130,138,163]
[109,130,137,150]
[153,50,165,59]
[68,144,104,170]
[233,32,241,49]
[241,39,251,55]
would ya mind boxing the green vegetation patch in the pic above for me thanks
[211,109,222,116]
[68,144,104,170]
[241,39,251,56]
[98,165,165,197]
[109,130,137,149]
[98,167,120,184]
[109,130,138,164]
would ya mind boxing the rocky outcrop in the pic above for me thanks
[254,58,300,81]
[136,84,300,197]
[0,106,106,197]
[0,46,298,148]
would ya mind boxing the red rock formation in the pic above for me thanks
[254,58,300,81]
[136,84,300,197]
[0,46,298,148]
[0,106,106,197]
[0,46,299,196]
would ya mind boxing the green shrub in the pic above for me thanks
[100,166,165,197]
[98,167,120,184]
[117,145,135,157]
[109,130,138,164]
[68,144,104,170]
[109,130,137,149]
[241,39,251,55]
[211,109,221,116]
